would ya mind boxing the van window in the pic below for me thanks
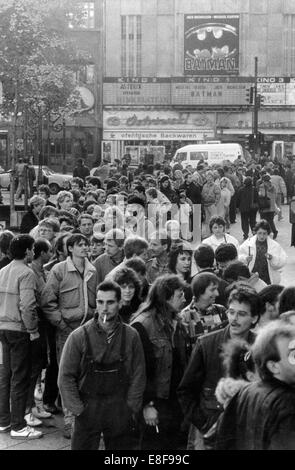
[190,151,208,161]
[177,152,187,162]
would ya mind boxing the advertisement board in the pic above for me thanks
[103,130,213,141]
[103,77,170,105]
[171,77,252,105]
[257,82,285,106]
[286,78,295,105]
[184,14,240,75]
[103,109,215,130]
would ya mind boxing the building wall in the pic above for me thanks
[105,0,295,77]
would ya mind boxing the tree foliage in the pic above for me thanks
[0,0,90,117]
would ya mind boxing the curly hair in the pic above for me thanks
[113,267,142,303]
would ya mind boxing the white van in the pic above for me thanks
[171,143,245,169]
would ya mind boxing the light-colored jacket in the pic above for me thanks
[270,175,287,197]
[203,233,239,252]
[0,260,38,334]
[239,235,287,284]
[41,256,97,328]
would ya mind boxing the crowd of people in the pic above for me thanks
[1,151,295,450]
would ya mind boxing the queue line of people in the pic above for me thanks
[0,154,295,451]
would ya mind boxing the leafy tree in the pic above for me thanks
[0,0,89,215]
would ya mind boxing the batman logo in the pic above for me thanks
[185,22,237,60]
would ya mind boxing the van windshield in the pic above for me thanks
[190,151,208,161]
[176,152,187,162]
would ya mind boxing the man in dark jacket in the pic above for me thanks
[215,320,295,450]
[58,280,146,450]
[177,285,260,449]
[73,158,90,182]
[180,173,202,204]
[236,176,259,240]
[20,195,46,234]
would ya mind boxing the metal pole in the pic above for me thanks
[253,57,258,156]
[38,115,43,186]
[24,164,28,211]
[62,117,66,174]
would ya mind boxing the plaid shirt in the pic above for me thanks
[180,301,228,344]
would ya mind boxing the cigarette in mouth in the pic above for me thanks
[155,425,159,433]
[103,314,107,323]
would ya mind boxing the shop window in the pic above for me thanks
[121,15,142,76]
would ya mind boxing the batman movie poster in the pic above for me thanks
[184,14,239,75]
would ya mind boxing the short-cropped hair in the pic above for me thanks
[78,213,94,225]
[278,286,295,316]
[194,244,214,268]
[259,285,284,311]
[33,238,52,259]
[215,243,238,263]
[10,234,34,260]
[97,280,121,301]
[38,184,51,197]
[125,257,146,276]
[87,177,101,188]
[223,261,250,282]
[66,233,89,256]
[105,228,125,248]
[191,272,219,301]
[123,236,148,259]
[252,320,295,381]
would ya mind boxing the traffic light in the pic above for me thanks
[247,134,255,150]
[258,131,265,146]
[246,86,254,104]
[256,94,265,108]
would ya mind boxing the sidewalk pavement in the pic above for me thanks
[0,413,70,450]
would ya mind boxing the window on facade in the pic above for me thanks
[121,15,142,76]
[284,15,295,75]
[68,2,95,29]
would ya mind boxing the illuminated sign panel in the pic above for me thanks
[103,78,170,105]
[171,77,253,105]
